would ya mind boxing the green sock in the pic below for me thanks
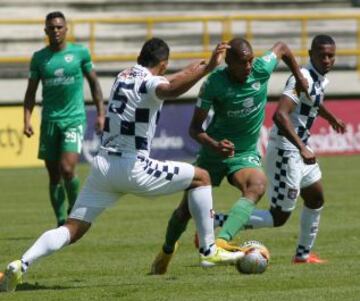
[217,197,255,241]
[162,211,188,254]
[64,176,80,213]
[49,184,67,226]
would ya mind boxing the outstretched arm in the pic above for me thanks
[23,78,40,138]
[319,103,346,134]
[272,42,310,98]
[156,42,229,100]
[85,70,105,134]
[273,95,316,164]
[189,107,234,158]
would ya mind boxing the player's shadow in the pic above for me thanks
[16,282,71,291]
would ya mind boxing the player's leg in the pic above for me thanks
[45,160,67,226]
[0,218,91,293]
[149,161,243,274]
[39,121,68,226]
[217,167,266,242]
[61,152,80,213]
[60,121,85,213]
[0,156,119,292]
[293,179,326,263]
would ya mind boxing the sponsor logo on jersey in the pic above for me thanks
[54,68,64,77]
[64,54,74,63]
[243,97,254,108]
[251,81,261,91]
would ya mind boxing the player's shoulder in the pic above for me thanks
[67,42,90,54]
[32,46,50,58]
[207,66,227,82]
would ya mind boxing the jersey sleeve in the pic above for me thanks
[146,76,169,103]
[196,76,215,111]
[81,47,94,74]
[29,53,40,80]
[282,69,308,104]
[252,51,278,79]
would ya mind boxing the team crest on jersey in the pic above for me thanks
[287,188,298,200]
[243,97,254,108]
[64,54,74,63]
[252,81,261,91]
[54,68,64,77]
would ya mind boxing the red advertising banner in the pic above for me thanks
[261,100,360,155]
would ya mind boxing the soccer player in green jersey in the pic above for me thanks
[151,37,309,274]
[23,11,105,226]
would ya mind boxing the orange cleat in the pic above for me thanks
[292,253,327,264]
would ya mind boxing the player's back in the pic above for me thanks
[101,64,168,157]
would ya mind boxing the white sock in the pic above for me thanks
[188,185,215,254]
[246,209,274,229]
[295,206,322,259]
[21,226,71,269]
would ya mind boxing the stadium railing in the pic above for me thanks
[0,13,360,71]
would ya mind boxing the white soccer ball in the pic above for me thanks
[235,240,270,274]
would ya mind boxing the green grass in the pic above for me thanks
[1,155,360,301]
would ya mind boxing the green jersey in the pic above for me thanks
[29,42,94,122]
[197,51,278,153]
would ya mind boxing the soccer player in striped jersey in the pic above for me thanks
[23,11,105,226]
[218,35,346,263]
[0,38,243,293]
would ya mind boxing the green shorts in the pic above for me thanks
[38,119,86,161]
[195,149,262,186]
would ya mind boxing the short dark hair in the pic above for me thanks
[46,11,66,22]
[226,38,253,60]
[311,34,335,50]
[137,38,170,68]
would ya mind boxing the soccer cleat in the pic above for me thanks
[200,247,245,268]
[292,253,327,264]
[150,242,179,275]
[0,260,23,292]
[215,238,245,252]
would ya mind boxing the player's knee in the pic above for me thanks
[194,167,211,187]
[65,220,90,244]
[61,164,76,180]
[270,209,291,227]
[304,198,324,209]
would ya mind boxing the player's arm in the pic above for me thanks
[84,70,105,134]
[23,78,40,138]
[189,107,234,158]
[271,42,309,98]
[273,95,316,164]
[156,42,229,100]
[318,103,346,134]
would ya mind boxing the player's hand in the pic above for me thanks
[300,146,316,165]
[330,118,346,134]
[95,115,105,134]
[214,139,235,158]
[205,42,231,73]
[23,123,34,138]
[295,76,310,100]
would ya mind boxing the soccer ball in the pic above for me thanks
[235,240,270,274]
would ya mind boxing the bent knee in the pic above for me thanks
[193,167,211,187]
[270,209,291,227]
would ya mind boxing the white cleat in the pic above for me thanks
[200,247,244,268]
[0,260,23,292]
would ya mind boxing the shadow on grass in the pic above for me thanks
[16,282,71,291]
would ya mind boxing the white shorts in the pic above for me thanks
[69,151,194,222]
[266,142,322,212]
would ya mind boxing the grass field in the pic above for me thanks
[0,155,360,301]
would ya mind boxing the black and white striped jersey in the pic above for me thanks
[100,64,168,156]
[269,63,329,150]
